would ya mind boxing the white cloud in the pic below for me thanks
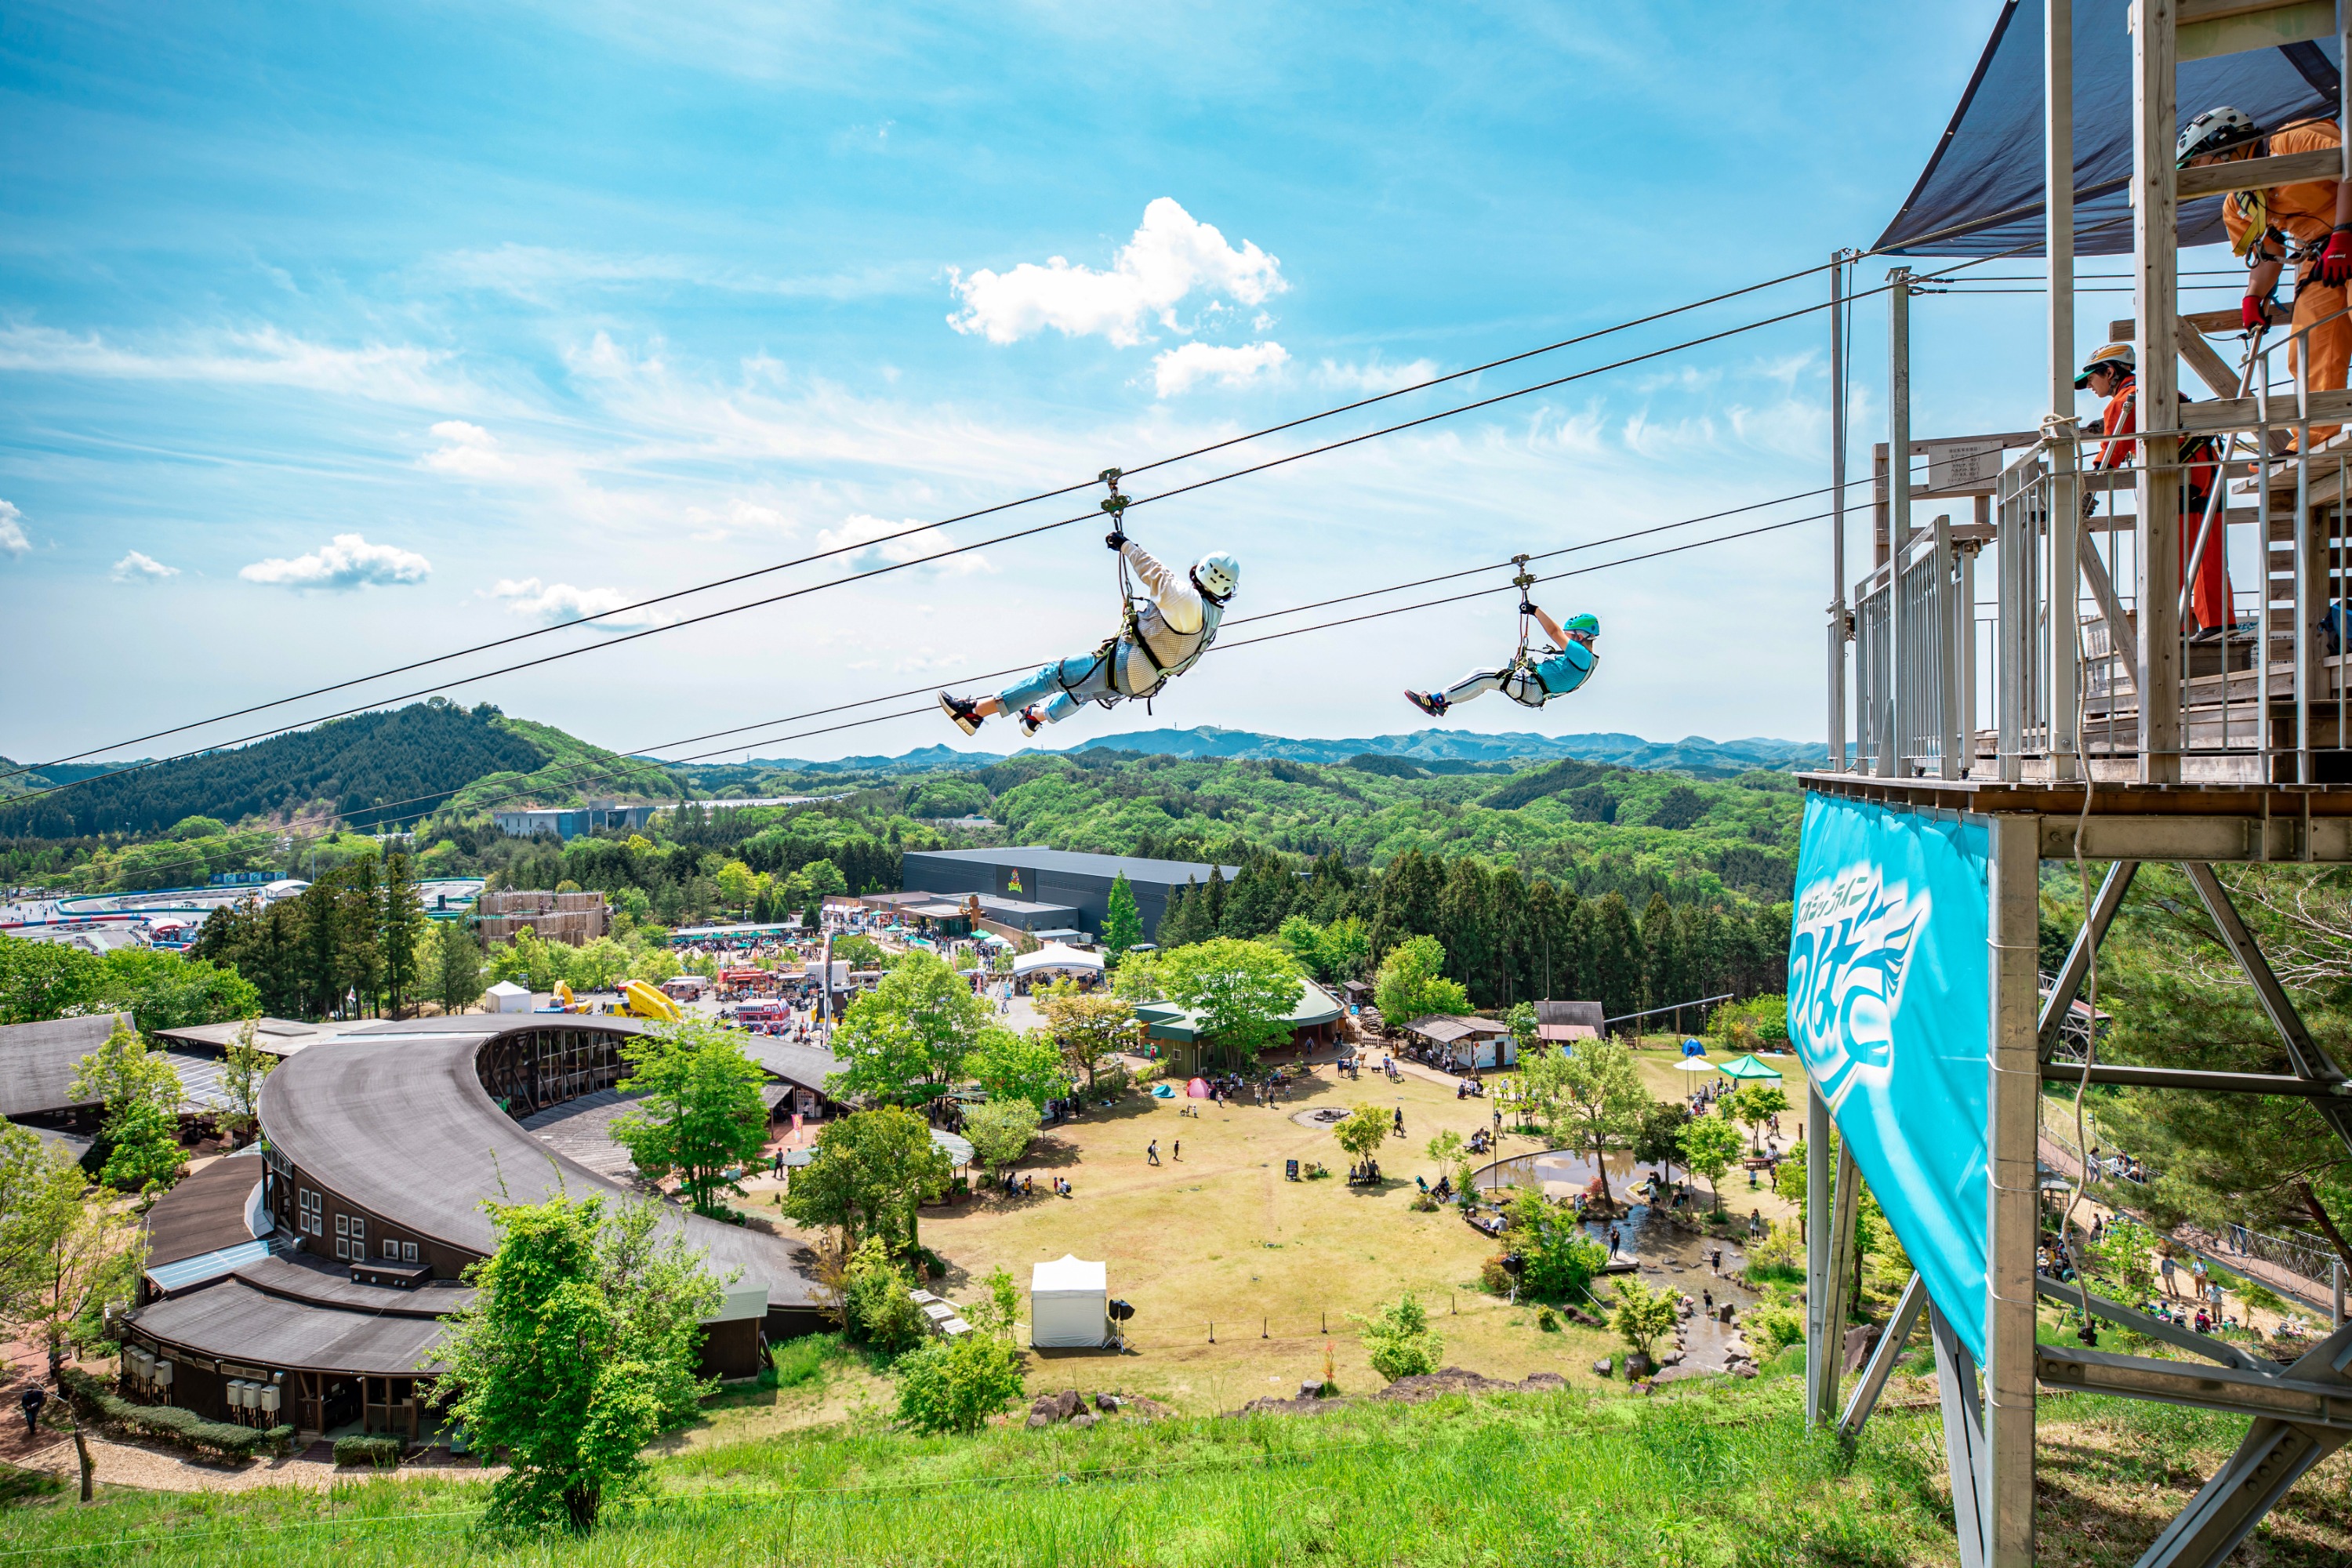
[1151,340,1290,397]
[948,198,1286,347]
[1314,357,1441,394]
[0,500,25,557]
[487,577,671,630]
[423,242,927,306]
[111,550,179,581]
[420,419,511,477]
[0,324,470,408]
[815,514,996,577]
[239,534,432,590]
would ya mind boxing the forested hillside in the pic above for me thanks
[0,701,672,841]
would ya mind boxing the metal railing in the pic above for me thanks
[1853,513,1968,778]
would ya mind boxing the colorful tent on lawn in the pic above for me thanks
[1717,1053,1784,1082]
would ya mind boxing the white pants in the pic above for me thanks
[1441,665,1548,709]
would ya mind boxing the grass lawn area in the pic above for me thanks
[10,1374,2352,1566]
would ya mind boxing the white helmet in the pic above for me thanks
[2178,106,2259,168]
[1193,551,1240,602]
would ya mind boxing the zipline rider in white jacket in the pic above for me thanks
[939,530,1241,737]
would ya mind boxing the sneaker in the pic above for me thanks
[938,691,983,735]
[1018,706,1046,737]
[1405,689,1449,718]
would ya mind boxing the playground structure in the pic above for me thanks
[1796,5,2352,1567]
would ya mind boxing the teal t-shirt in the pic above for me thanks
[1532,641,1596,696]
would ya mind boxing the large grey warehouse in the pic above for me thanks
[898,847,1239,942]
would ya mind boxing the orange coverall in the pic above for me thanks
[2094,373,2233,632]
[2221,117,2352,446]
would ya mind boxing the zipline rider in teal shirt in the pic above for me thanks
[1405,603,1599,717]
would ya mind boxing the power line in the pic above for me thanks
[4,254,1878,786]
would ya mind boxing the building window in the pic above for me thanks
[299,1189,323,1237]
[383,1240,397,1260]
[402,1242,419,1263]
[336,1236,349,1260]
[350,1217,365,1242]
[336,1214,348,1236]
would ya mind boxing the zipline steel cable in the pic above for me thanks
[3,246,2034,815]
[2,252,1875,784]
[7,242,2037,797]
[34,482,1909,891]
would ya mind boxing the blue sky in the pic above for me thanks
[3,2,2102,768]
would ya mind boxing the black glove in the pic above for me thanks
[1519,601,1537,618]
[1106,529,1128,551]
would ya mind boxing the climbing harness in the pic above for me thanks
[1498,555,1551,710]
[1064,466,1222,715]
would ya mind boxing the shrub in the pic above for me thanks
[1608,1279,1680,1360]
[334,1434,405,1469]
[1352,1292,1443,1382]
[1504,1190,1609,1304]
[1748,1302,1806,1356]
[893,1333,1027,1434]
[1537,1308,1559,1333]
[842,1239,926,1352]
[1479,1254,1514,1295]
[58,1367,291,1461]
[1746,1221,1804,1282]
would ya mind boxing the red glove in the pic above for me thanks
[2321,228,2352,286]
[2243,294,2270,331]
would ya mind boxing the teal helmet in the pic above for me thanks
[1564,612,1600,637]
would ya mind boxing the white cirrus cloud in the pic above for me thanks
[0,500,26,557]
[0,324,470,408]
[1151,340,1290,397]
[240,533,432,590]
[815,514,995,577]
[111,550,179,581]
[948,198,1285,347]
[486,577,671,630]
[1315,356,1440,394]
[420,419,511,477]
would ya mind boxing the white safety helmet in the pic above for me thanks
[2177,106,2260,168]
[1192,551,1240,602]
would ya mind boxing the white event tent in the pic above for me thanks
[1029,1254,1108,1348]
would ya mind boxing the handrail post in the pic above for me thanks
[2048,0,2080,781]
[2132,0,2183,783]
[1889,267,1915,776]
[1831,252,1851,772]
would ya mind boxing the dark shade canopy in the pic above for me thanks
[1877,0,2341,256]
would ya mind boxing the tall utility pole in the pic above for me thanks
[1829,252,1850,773]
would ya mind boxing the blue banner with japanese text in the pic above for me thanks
[1788,793,1989,1359]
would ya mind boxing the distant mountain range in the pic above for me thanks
[748,727,1819,779]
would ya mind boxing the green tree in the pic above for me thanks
[1608,1276,1681,1363]
[715,858,758,916]
[429,920,485,1014]
[219,1020,276,1145]
[70,1019,183,1118]
[89,947,259,1034]
[610,1020,772,1218]
[781,1107,953,1255]
[435,1194,721,1532]
[1333,1104,1392,1163]
[0,935,100,1024]
[1632,1100,1692,1184]
[1352,1291,1442,1382]
[963,1026,1071,1108]
[1726,1083,1789,1154]
[9,1145,143,1378]
[1157,937,1304,1069]
[1677,1113,1745,1217]
[1425,1128,1470,1192]
[1541,1038,1648,1207]
[840,1236,926,1349]
[1102,872,1145,957]
[827,949,991,1104]
[1504,1002,1540,1058]
[963,1098,1042,1173]
[894,1330,1027,1434]
[1504,1188,1610,1303]
[1034,985,1135,1090]
[1374,935,1470,1024]
[98,1100,183,1193]
[378,851,430,1017]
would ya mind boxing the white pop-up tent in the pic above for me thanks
[1029,1254,1107,1348]
[1013,942,1103,979]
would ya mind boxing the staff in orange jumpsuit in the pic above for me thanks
[2076,342,2233,636]
[2191,106,2352,447]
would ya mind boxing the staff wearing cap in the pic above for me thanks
[2184,105,2352,448]
[2078,344,2231,637]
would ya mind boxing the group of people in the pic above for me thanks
[2086,1145,2151,1185]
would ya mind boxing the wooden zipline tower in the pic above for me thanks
[1801,5,2352,1566]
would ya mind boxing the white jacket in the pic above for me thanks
[1115,541,1220,695]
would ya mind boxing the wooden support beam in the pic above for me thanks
[2179,0,2328,24]
[2178,147,2346,200]
[2106,317,2252,401]
[2135,0,2185,783]
[2179,387,2352,434]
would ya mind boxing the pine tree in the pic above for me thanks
[1639,892,1685,1030]
[379,851,430,1018]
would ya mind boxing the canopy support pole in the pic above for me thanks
[2048,0,2081,779]
[2132,0,2183,782]
[1831,252,1852,773]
